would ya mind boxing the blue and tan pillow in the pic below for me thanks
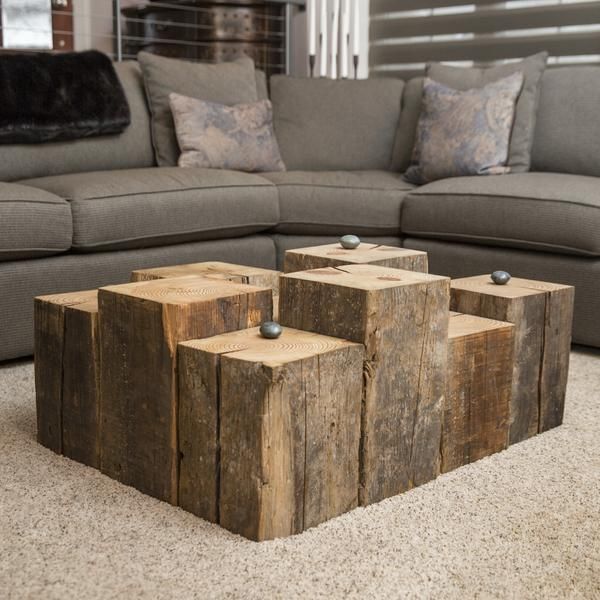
[169,93,285,173]
[405,72,524,185]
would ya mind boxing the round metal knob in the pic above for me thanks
[491,270,511,285]
[340,234,361,250]
[259,321,282,339]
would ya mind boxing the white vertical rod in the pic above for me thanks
[115,0,123,61]
[330,0,340,79]
[319,0,328,77]
[340,0,350,78]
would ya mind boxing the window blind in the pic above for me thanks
[370,0,600,79]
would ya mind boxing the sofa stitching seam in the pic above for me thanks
[401,230,599,256]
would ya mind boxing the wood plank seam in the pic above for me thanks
[57,314,67,455]
[302,357,309,534]
[215,349,222,524]
[537,291,549,434]
[409,285,429,489]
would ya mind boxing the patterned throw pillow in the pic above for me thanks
[405,72,524,185]
[169,93,285,172]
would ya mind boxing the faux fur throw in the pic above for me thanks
[0,50,131,144]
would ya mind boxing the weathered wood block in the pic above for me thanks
[34,290,98,460]
[279,264,450,505]
[178,327,364,541]
[443,312,514,473]
[98,276,272,504]
[284,242,428,274]
[451,275,574,443]
[131,261,281,318]
[62,297,101,468]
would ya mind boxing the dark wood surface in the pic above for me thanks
[34,290,98,455]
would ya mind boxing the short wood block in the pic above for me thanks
[443,312,514,473]
[34,289,98,460]
[131,261,281,318]
[98,276,272,504]
[451,275,574,443]
[178,327,364,541]
[279,264,450,505]
[284,242,428,274]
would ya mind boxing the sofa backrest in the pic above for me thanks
[271,75,405,171]
[0,61,155,182]
[393,66,600,179]
[531,66,600,178]
[390,77,423,173]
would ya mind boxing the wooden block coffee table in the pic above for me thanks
[279,264,450,505]
[451,275,574,443]
[34,254,575,541]
[178,327,364,541]
[443,312,514,473]
[284,242,428,274]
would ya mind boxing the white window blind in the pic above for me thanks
[370,0,600,79]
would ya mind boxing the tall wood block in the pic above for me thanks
[451,275,574,443]
[34,289,98,456]
[279,265,450,505]
[98,276,272,504]
[443,312,514,473]
[179,327,364,541]
[284,242,428,274]
[131,261,281,318]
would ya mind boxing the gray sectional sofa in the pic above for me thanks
[1,61,599,361]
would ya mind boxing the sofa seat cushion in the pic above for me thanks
[262,171,414,236]
[402,173,600,256]
[22,168,279,252]
[0,183,72,261]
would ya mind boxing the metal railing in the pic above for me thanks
[0,0,305,77]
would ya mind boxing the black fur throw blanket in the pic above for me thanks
[0,50,131,144]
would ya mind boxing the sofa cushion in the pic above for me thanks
[262,171,414,236]
[402,172,600,256]
[427,52,548,173]
[270,77,404,171]
[404,73,523,184]
[22,168,278,252]
[0,183,72,261]
[0,61,155,182]
[532,66,600,178]
[138,52,259,168]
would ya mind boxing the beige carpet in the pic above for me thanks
[1,350,599,600]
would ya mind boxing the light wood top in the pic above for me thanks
[181,327,362,368]
[449,312,514,340]
[68,299,98,314]
[286,243,426,264]
[36,289,97,307]
[282,264,448,291]
[451,274,573,298]
[100,276,270,306]
[131,261,280,282]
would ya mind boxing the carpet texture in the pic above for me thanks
[1,350,599,599]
